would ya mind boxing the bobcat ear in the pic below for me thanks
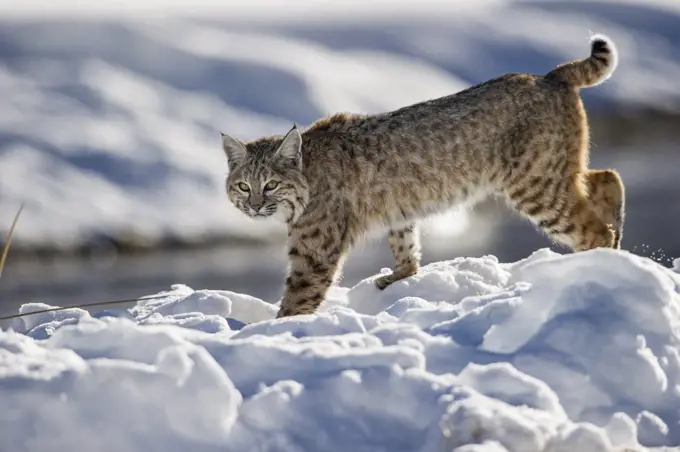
[221,132,247,166]
[274,125,302,168]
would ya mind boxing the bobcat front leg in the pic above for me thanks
[276,222,349,318]
[375,223,421,290]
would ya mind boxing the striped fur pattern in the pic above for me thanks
[220,34,625,318]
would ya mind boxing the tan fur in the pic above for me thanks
[586,169,626,248]
[220,34,625,317]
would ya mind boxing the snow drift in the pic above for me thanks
[1,248,679,451]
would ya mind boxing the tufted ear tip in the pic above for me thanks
[286,125,302,141]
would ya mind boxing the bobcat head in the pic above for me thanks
[221,125,309,224]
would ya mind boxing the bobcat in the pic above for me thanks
[220,34,625,318]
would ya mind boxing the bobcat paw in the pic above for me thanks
[375,274,395,290]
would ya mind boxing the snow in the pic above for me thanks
[1,0,680,249]
[2,248,680,451]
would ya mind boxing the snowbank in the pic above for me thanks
[2,248,679,451]
[2,0,680,250]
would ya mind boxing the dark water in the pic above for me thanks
[0,228,490,326]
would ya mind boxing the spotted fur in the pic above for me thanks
[220,34,625,317]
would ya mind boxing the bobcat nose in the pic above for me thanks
[249,195,265,212]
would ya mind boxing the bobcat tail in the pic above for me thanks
[546,34,618,88]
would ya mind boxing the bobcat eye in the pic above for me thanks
[264,181,279,191]
[237,182,250,192]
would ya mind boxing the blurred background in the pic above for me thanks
[1,0,679,318]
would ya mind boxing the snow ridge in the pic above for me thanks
[1,248,679,451]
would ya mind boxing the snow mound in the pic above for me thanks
[2,248,680,451]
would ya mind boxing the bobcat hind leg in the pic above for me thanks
[586,169,625,249]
